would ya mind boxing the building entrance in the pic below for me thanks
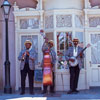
[88,33,100,86]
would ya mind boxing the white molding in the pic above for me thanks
[44,9,83,15]
[13,10,44,17]
[85,28,100,32]
[85,9,100,15]
[84,0,91,9]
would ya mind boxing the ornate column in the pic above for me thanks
[40,0,42,10]
[13,2,19,11]
[36,0,42,10]
[85,0,91,9]
[84,9,90,89]
[84,10,88,28]
[40,12,44,29]
[72,14,75,38]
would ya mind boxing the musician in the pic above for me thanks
[65,38,84,94]
[18,40,36,95]
[42,39,56,94]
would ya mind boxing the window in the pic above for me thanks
[20,18,39,29]
[91,34,100,64]
[75,32,83,43]
[57,32,72,56]
[57,32,72,69]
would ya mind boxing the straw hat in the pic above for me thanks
[48,40,54,46]
[24,40,32,45]
[72,38,79,42]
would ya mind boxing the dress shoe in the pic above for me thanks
[30,91,34,95]
[50,91,55,94]
[41,91,47,94]
[67,90,74,94]
[20,92,25,95]
[74,90,79,93]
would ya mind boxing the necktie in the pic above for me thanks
[25,54,29,64]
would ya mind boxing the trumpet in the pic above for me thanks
[22,50,29,60]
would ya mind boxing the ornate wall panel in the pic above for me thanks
[75,32,83,43]
[91,34,100,64]
[56,15,72,28]
[75,15,84,28]
[45,15,53,29]
[89,17,100,27]
[20,17,40,29]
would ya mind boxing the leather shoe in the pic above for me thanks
[30,91,34,95]
[50,91,55,94]
[74,90,79,93]
[67,90,74,94]
[41,91,47,94]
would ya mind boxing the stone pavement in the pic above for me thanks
[0,87,100,100]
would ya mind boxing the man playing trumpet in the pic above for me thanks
[18,40,36,95]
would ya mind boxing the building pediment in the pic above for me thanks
[8,0,38,9]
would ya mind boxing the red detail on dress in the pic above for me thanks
[43,50,53,85]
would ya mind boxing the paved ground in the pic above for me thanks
[0,87,100,100]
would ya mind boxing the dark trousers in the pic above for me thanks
[20,63,34,93]
[43,72,55,93]
[69,65,80,91]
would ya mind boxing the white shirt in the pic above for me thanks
[73,46,78,57]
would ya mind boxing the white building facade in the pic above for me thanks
[0,0,100,91]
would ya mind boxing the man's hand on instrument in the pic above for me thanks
[22,52,25,60]
[69,59,75,62]
[64,61,67,66]
[26,51,30,56]
[22,52,25,57]
[80,53,83,58]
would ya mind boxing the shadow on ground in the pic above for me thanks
[0,87,100,100]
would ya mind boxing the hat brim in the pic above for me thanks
[48,42,54,46]
[73,39,79,42]
[24,42,32,45]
